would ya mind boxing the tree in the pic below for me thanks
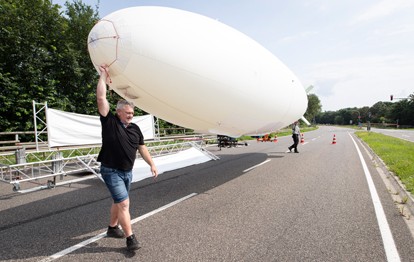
[369,101,393,124]
[0,0,116,132]
[0,0,66,131]
[51,1,97,113]
[304,94,322,124]
[0,0,150,133]
[334,115,344,125]
[315,110,335,124]
[390,96,414,126]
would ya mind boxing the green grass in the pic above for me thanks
[273,126,318,138]
[355,131,414,195]
[237,126,318,141]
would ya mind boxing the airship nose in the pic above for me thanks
[88,20,119,67]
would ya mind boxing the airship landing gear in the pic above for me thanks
[217,135,238,150]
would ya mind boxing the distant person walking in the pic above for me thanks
[288,121,300,153]
[96,64,158,251]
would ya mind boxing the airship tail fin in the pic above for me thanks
[301,116,311,126]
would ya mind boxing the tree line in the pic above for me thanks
[316,95,414,127]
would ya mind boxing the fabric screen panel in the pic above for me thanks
[131,147,211,182]
[47,108,155,147]
[94,147,212,183]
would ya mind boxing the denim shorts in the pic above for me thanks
[100,165,133,203]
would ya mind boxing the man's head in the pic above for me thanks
[116,100,135,125]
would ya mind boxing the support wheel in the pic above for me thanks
[13,183,20,192]
[47,180,56,189]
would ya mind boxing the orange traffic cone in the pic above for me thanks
[332,134,337,144]
[273,135,278,142]
[300,133,304,144]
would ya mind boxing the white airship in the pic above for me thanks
[87,6,308,137]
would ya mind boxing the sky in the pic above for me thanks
[53,0,414,111]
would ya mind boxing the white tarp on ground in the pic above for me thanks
[131,147,211,183]
[46,108,155,147]
[95,147,212,183]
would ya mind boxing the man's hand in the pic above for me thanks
[99,64,109,80]
[138,145,158,180]
[150,164,158,180]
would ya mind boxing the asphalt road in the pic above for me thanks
[1,126,413,261]
[369,127,414,143]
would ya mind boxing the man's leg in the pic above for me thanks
[109,203,119,227]
[115,198,140,251]
[115,198,132,237]
[293,135,299,152]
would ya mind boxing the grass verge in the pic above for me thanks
[238,126,319,141]
[355,131,414,195]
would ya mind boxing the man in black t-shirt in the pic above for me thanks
[97,64,158,251]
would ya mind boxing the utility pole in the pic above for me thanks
[367,112,371,132]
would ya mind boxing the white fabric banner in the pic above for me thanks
[131,147,212,182]
[95,147,212,183]
[46,108,155,147]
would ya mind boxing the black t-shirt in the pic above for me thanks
[97,111,144,171]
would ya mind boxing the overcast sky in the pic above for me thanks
[54,0,414,111]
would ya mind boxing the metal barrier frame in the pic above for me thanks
[0,139,217,193]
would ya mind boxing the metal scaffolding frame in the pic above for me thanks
[0,101,217,193]
[0,139,217,193]
[33,101,48,152]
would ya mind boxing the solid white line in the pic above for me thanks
[40,193,198,262]
[243,159,271,173]
[349,133,401,262]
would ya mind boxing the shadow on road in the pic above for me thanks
[0,151,269,261]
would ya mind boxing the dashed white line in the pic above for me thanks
[349,133,401,262]
[243,159,271,173]
[40,193,198,262]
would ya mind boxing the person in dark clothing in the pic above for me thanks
[96,64,158,251]
[288,121,300,153]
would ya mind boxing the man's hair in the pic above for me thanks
[116,100,134,110]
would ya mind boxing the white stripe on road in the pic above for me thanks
[40,193,198,262]
[349,133,401,262]
[243,159,271,173]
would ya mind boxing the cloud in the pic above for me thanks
[278,31,319,44]
[352,0,414,24]
[302,54,414,110]
[380,23,414,36]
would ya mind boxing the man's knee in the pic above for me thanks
[116,198,130,210]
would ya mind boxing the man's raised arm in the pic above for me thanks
[97,65,110,117]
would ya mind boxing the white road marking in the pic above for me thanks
[40,193,198,262]
[243,159,271,173]
[349,133,401,262]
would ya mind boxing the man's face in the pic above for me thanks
[117,105,134,124]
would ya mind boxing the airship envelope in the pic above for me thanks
[87,6,308,137]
